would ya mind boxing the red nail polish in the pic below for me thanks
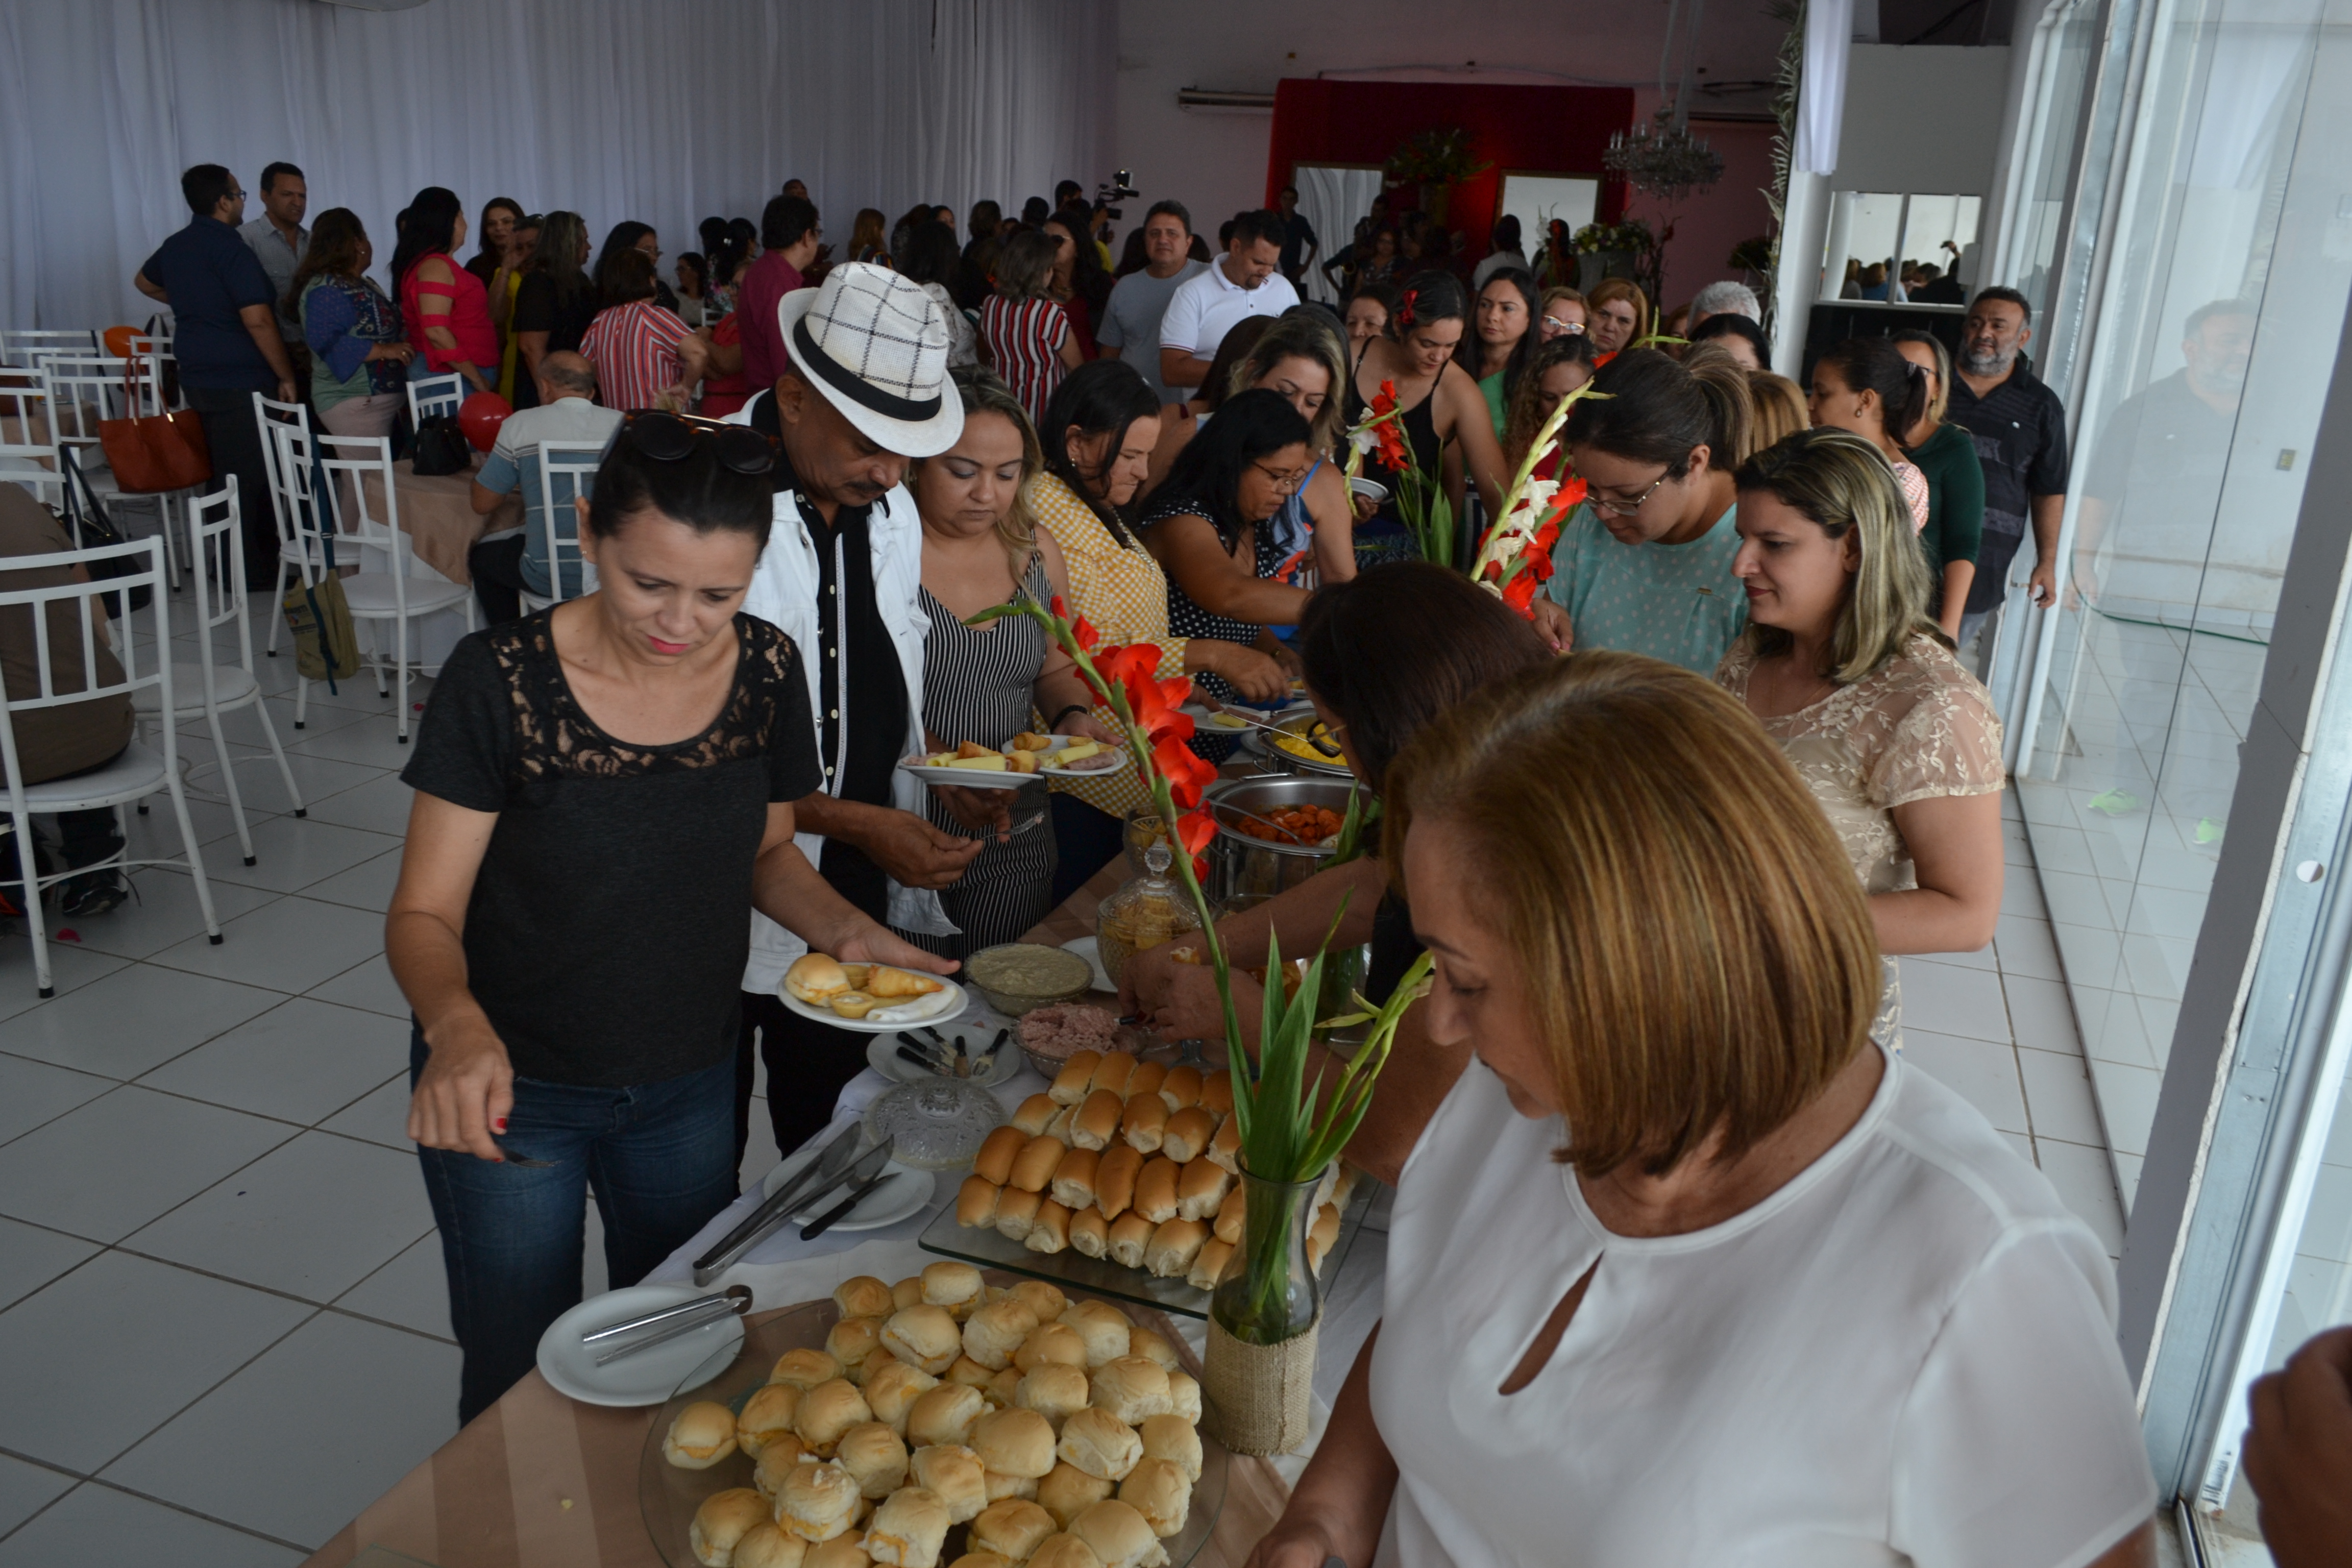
[494,1117,508,1132]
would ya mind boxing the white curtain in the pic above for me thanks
[0,0,1115,330]
[1795,0,1854,174]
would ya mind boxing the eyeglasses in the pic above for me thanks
[1251,460,1310,496]
[623,411,776,475]
[1587,472,1671,517]
[1541,317,1585,337]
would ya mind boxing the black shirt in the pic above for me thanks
[1366,886,1424,1006]
[401,612,822,1085]
[751,394,912,919]
[1947,356,2070,613]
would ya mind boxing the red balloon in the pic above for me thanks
[103,325,141,359]
[458,391,512,453]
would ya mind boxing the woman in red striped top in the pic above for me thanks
[978,229,1083,424]
[581,249,707,412]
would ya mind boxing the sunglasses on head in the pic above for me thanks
[621,411,776,475]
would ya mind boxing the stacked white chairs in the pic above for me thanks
[129,480,304,866]
[406,372,465,427]
[0,370,61,511]
[0,329,96,372]
[251,391,311,657]
[271,424,474,741]
[517,441,607,612]
[1,535,222,997]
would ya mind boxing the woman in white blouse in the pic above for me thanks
[1247,654,2155,1568]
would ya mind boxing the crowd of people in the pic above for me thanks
[55,154,2340,1566]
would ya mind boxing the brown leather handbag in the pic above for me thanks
[96,356,211,492]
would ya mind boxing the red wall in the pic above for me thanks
[1620,119,1778,313]
[1263,79,1635,259]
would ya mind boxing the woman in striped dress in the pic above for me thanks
[899,369,1113,960]
[978,229,1083,424]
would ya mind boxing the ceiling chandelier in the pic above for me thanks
[1605,0,1726,203]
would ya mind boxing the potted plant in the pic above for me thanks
[1384,127,1491,231]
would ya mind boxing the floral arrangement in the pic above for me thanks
[1383,127,1492,189]
[1572,217,1659,256]
[1470,382,1611,615]
[1340,368,1452,568]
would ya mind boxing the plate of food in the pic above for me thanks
[1177,703,1253,735]
[780,953,969,1034]
[638,1268,1228,1568]
[900,733,1125,790]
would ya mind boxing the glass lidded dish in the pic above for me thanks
[963,942,1094,1015]
[1095,843,1205,990]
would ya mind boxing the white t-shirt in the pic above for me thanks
[1370,1050,2155,1568]
[1159,255,1301,361]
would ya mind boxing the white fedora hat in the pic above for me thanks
[776,262,963,457]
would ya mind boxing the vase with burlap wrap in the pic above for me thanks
[1204,1168,1324,1456]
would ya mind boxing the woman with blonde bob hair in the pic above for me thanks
[1719,426,2006,982]
[1244,652,2156,1568]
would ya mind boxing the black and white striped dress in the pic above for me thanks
[897,554,1059,961]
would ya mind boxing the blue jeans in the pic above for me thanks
[409,1026,739,1424]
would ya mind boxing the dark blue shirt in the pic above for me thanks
[1948,355,2070,614]
[139,216,276,391]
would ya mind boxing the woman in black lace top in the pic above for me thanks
[389,414,954,1422]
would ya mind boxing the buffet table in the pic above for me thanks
[299,854,1378,1568]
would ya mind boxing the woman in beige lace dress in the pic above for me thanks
[1716,428,2005,1046]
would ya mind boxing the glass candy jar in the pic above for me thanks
[1095,843,1204,990]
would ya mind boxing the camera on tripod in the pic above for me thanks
[1094,168,1140,221]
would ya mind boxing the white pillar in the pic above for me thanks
[1774,172,1833,378]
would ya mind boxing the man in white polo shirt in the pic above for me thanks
[1158,208,1298,390]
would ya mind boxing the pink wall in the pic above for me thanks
[1620,118,1779,317]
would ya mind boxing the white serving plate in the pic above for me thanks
[538,1284,748,1408]
[760,1141,935,1232]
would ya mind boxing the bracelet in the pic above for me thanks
[1047,703,1091,733]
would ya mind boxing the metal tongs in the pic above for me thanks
[691,1122,864,1286]
[1214,699,1344,757]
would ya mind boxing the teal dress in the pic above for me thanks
[1544,501,1748,674]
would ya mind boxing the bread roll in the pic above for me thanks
[960,1298,1039,1371]
[1186,1238,1232,1293]
[1008,1136,1065,1195]
[1048,1051,1101,1106]
[1158,1107,1217,1164]
[1014,1362,1090,1426]
[1175,1160,1232,1222]
[1073,1498,1165,1568]
[1197,1071,1234,1117]
[1056,1407,1143,1481]
[836,1277,897,1320]
[777,1460,863,1542]
[1058,1300,1132,1368]
[1049,1146,1100,1209]
[955,1175,1001,1230]
[1068,1207,1109,1259]
[1043,1103,1078,1143]
[1124,1060,1167,1102]
[1023,1199,1072,1255]
[1164,1370,1200,1425]
[1156,1066,1203,1113]
[1106,1211,1154,1269]
[993,1186,1043,1241]
[865,1486,950,1568]
[971,1403,1058,1479]
[1009,1280,1067,1321]
[826,1317,885,1381]
[946,1555,1015,1568]
[1117,1458,1190,1540]
[753,1434,812,1498]
[907,1382,989,1448]
[893,1277,927,1312]
[665,1401,739,1468]
[785,954,852,1003]
[1212,1185,1244,1245]
[1125,1327,1179,1372]
[909,1443,989,1524]
[731,1521,810,1568]
[792,1379,873,1455]
[864,1359,939,1435]
[987,1366,1024,1408]
[1011,1093,1060,1136]
[1026,1535,1107,1568]
[1131,1158,1181,1224]
[972,1126,1027,1187]
[970,1498,1059,1561]
[1204,1115,1240,1175]
[984,1469,1040,1503]
[1144,1219,1206,1280]
[835,1421,909,1499]
[1092,1146,1143,1220]
[1307,1202,1342,1273]
[1013,1321,1087,1373]
[1035,1464,1116,1530]
[804,1537,871,1568]
[1088,1051,1137,1097]
[1088,1356,1172,1424]
[691,1486,773,1567]
[771,1348,843,1391]
[881,1305,963,1375]
[946,1354,995,1390]
[738,1381,803,1458]
[1117,1095,1167,1155]
[922,1261,985,1318]
[1136,1414,1201,1481]
[1064,1088,1119,1153]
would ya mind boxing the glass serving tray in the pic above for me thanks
[638,1277,1229,1568]
[917,1178,1376,1321]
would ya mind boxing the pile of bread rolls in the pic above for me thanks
[955,1050,1356,1292]
[671,1263,1205,1568]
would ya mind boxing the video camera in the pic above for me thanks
[1094,169,1140,222]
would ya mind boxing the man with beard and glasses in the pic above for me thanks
[1947,287,2071,656]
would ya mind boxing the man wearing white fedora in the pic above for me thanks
[727,262,986,1161]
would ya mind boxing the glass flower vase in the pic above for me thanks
[1204,1167,1323,1456]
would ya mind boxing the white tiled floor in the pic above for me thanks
[0,592,2125,1556]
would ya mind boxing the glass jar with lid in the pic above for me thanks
[1095,842,1205,990]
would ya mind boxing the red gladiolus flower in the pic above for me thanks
[1154,732,1220,809]
[1175,805,1218,873]
[1374,419,1410,471]
[1050,595,1069,619]
[1371,379,1398,419]
[1527,548,1556,584]
[1502,573,1542,616]
[1071,615,1099,652]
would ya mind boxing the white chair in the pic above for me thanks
[39,355,188,585]
[407,372,465,427]
[130,480,304,866]
[0,535,221,997]
[251,391,310,657]
[517,441,606,612]
[0,329,95,371]
[0,370,60,511]
[277,426,474,741]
